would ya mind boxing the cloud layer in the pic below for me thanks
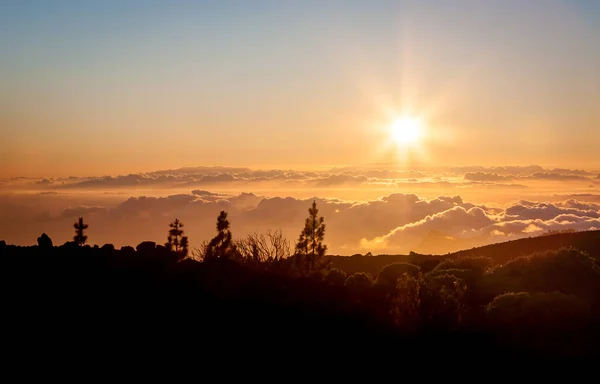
[360,198,600,254]
[1,164,599,254]
[3,165,598,191]
[2,187,600,255]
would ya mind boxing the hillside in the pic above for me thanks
[328,252,442,278]
[2,230,600,360]
[328,230,600,276]
[446,230,600,263]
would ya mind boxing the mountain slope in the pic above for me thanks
[329,230,600,276]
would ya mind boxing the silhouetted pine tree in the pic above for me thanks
[205,211,235,260]
[180,236,189,257]
[294,200,327,272]
[73,217,88,246]
[166,218,188,257]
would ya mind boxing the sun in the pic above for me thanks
[390,116,423,145]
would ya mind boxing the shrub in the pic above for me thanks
[482,248,600,304]
[344,272,373,292]
[325,268,347,286]
[433,256,493,274]
[375,262,421,289]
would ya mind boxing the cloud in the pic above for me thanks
[527,172,589,181]
[108,194,201,220]
[2,186,600,255]
[359,196,600,254]
[548,168,596,176]
[312,174,369,186]
[60,206,107,220]
[191,190,226,197]
[450,165,546,175]
[360,206,496,250]
[55,174,178,188]
[501,200,600,221]
[152,166,252,176]
[464,172,511,182]
[555,194,600,203]
[18,164,598,192]
[4,163,600,254]
[463,171,591,183]
[183,173,237,185]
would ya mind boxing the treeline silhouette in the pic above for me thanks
[2,201,600,361]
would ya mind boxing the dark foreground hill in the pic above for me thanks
[2,231,600,366]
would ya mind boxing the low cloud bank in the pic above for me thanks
[2,188,600,255]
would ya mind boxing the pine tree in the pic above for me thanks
[206,211,234,260]
[73,217,88,246]
[166,218,188,257]
[294,200,327,272]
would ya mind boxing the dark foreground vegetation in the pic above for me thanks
[2,206,600,364]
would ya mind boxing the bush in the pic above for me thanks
[136,241,157,254]
[375,262,421,290]
[485,291,592,356]
[325,268,347,286]
[482,248,600,305]
[433,256,493,274]
[101,244,115,252]
[37,233,53,249]
[344,272,373,292]
[420,273,467,328]
[486,291,590,325]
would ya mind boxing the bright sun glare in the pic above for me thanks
[391,116,423,145]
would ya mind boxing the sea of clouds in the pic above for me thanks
[2,165,599,254]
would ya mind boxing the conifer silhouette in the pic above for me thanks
[294,200,327,272]
[166,218,188,257]
[73,217,88,246]
[205,211,234,260]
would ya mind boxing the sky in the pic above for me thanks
[1,0,599,178]
[2,1,600,253]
